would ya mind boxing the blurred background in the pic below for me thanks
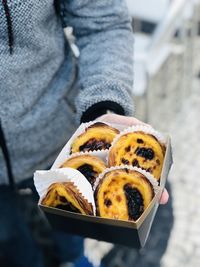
[100,0,200,266]
[1,0,199,266]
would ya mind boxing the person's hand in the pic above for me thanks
[97,113,150,127]
[96,113,169,205]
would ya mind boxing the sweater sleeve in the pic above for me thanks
[60,0,134,123]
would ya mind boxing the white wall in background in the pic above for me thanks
[125,0,170,23]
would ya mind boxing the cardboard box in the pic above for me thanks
[39,135,173,248]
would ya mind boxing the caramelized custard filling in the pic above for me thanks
[77,164,98,187]
[56,202,81,213]
[124,184,144,221]
[79,138,110,152]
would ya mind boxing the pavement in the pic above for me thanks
[161,78,200,267]
[101,35,200,267]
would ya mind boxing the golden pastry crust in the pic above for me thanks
[95,168,154,221]
[108,132,165,181]
[70,122,119,154]
[60,155,107,188]
[41,182,93,215]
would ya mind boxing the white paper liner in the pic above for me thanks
[51,120,121,169]
[111,125,166,148]
[33,167,96,214]
[93,165,159,194]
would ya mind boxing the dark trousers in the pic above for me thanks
[0,178,84,267]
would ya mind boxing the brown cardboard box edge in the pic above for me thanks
[40,135,173,248]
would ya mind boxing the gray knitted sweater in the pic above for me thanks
[0,0,134,184]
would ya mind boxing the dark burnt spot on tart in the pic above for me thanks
[123,183,144,221]
[137,138,144,144]
[103,191,109,196]
[125,168,129,173]
[132,159,140,167]
[59,196,66,202]
[79,138,111,152]
[135,147,155,160]
[116,195,122,202]
[77,164,97,187]
[156,159,160,165]
[146,167,153,173]
[125,146,131,152]
[105,143,111,149]
[122,158,130,165]
[54,194,82,213]
[56,202,81,213]
[104,198,112,207]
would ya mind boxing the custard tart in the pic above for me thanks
[60,155,106,189]
[70,122,119,154]
[41,182,93,215]
[108,131,165,181]
[95,168,154,221]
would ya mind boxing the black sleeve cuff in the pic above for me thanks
[80,101,125,123]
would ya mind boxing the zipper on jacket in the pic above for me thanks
[2,0,14,55]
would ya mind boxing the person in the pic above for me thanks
[0,0,169,266]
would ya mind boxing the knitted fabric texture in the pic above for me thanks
[0,0,134,184]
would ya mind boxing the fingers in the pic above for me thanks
[97,114,150,127]
[159,188,169,205]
